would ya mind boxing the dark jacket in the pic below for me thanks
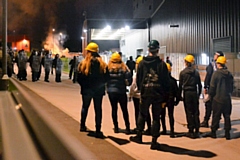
[204,62,217,89]
[169,73,180,104]
[136,56,170,100]
[106,65,132,94]
[179,66,202,97]
[78,57,108,96]
[209,67,233,104]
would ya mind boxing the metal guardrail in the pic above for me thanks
[0,79,98,160]
[0,92,42,160]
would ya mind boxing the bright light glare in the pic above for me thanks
[83,29,87,32]
[201,53,208,65]
[125,25,130,30]
[105,25,111,30]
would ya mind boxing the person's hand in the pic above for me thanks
[161,102,166,108]
[204,88,208,94]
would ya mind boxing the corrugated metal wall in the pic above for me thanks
[150,0,240,58]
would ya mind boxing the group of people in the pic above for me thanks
[7,49,63,83]
[77,40,233,150]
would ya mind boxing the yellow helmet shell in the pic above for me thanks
[111,52,121,62]
[216,56,226,64]
[85,42,99,52]
[184,55,194,63]
[136,56,143,64]
[166,63,172,72]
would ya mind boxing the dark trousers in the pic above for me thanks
[183,91,200,132]
[211,99,232,131]
[73,71,78,83]
[17,69,27,80]
[32,71,38,81]
[133,97,151,129]
[44,70,50,81]
[108,93,130,129]
[203,100,212,122]
[37,66,42,80]
[55,73,61,82]
[80,95,103,132]
[137,97,162,138]
[161,100,175,132]
[69,67,74,79]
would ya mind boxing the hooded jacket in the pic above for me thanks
[209,67,233,104]
[136,56,170,100]
[179,66,202,97]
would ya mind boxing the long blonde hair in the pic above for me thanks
[78,52,107,75]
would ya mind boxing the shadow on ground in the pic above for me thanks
[155,143,217,158]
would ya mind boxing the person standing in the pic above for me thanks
[160,63,180,138]
[107,52,132,134]
[130,40,170,150]
[30,50,41,82]
[69,56,76,80]
[78,42,108,138]
[129,56,152,135]
[126,56,135,76]
[43,51,52,82]
[208,56,233,140]
[73,55,83,83]
[178,55,202,139]
[166,56,172,67]
[200,51,224,127]
[16,49,28,81]
[52,54,62,82]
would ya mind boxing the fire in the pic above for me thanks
[43,28,68,57]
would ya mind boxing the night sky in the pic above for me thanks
[1,0,132,52]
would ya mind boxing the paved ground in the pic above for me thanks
[11,66,240,160]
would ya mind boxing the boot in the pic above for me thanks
[186,129,195,139]
[125,127,131,135]
[95,131,104,138]
[225,130,230,140]
[114,124,119,133]
[211,130,217,138]
[161,130,167,135]
[150,137,160,150]
[170,130,175,138]
[80,125,87,132]
[200,120,209,128]
[130,131,142,144]
[194,128,200,138]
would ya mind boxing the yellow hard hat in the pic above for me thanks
[111,52,121,62]
[184,55,194,63]
[136,56,143,64]
[216,56,226,64]
[166,63,172,72]
[85,42,99,52]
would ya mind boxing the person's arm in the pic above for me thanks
[196,71,202,97]
[209,72,217,98]
[125,69,133,86]
[178,72,183,100]
[204,64,213,91]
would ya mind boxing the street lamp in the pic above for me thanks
[52,28,55,54]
